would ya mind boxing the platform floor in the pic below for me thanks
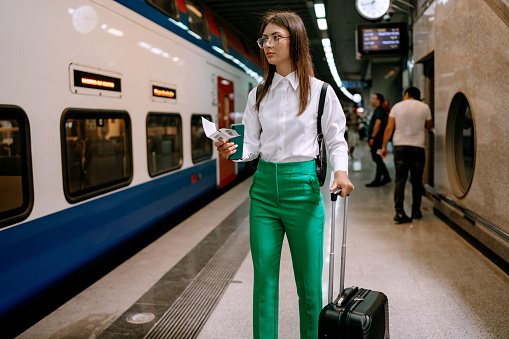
[18,146,509,339]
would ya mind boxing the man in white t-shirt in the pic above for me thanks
[381,87,432,223]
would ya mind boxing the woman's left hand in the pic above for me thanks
[330,170,354,197]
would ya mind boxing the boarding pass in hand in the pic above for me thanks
[201,117,240,142]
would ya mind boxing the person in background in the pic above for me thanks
[381,87,433,223]
[383,98,391,114]
[366,93,391,187]
[215,10,354,339]
[346,106,360,159]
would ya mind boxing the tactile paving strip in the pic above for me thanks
[144,218,249,339]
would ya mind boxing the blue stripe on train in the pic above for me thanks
[0,160,216,318]
[114,0,261,76]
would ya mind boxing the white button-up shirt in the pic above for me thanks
[239,71,348,173]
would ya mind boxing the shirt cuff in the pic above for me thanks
[332,156,349,174]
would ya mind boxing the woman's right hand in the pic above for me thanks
[215,140,238,160]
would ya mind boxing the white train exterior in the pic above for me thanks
[0,0,261,319]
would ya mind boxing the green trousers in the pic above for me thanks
[249,159,325,339]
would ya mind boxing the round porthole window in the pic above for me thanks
[446,93,475,197]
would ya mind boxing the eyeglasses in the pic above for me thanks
[256,35,290,49]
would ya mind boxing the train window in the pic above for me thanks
[61,110,133,203]
[147,113,183,177]
[191,114,212,163]
[217,21,229,53]
[145,0,180,21]
[446,93,475,196]
[0,106,33,228]
[184,0,211,42]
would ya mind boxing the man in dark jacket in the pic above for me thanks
[366,93,391,187]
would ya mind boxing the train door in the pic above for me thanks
[217,77,235,188]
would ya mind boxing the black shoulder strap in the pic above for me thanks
[256,85,263,134]
[317,82,329,136]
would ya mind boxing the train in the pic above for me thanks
[0,0,262,321]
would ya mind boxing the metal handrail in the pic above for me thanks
[484,0,509,27]
[425,184,509,242]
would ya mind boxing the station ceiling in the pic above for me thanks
[201,0,411,102]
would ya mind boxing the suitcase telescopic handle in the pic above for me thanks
[328,187,349,304]
[336,286,358,307]
[330,187,341,202]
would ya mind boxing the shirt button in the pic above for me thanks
[279,147,282,150]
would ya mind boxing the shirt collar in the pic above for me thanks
[271,71,299,91]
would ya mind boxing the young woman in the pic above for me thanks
[215,11,354,339]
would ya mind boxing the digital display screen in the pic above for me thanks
[73,70,121,92]
[152,85,177,99]
[357,23,408,57]
[363,27,401,51]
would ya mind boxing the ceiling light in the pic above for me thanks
[319,22,357,102]
[314,3,326,18]
[317,18,328,30]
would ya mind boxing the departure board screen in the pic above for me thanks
[357,23,408,57]
[362,27,401,51]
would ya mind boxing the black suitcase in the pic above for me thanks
[318,190,389,338]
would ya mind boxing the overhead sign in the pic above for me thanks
[69,64,122,98]
[362,27,401,52]
[341,81,371,89]
[73,70,121,92]
[356,22,408,58]
[152,85,176,99]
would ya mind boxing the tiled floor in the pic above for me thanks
[18,146,509,338]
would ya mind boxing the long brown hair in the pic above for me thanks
[254,11,315,116]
